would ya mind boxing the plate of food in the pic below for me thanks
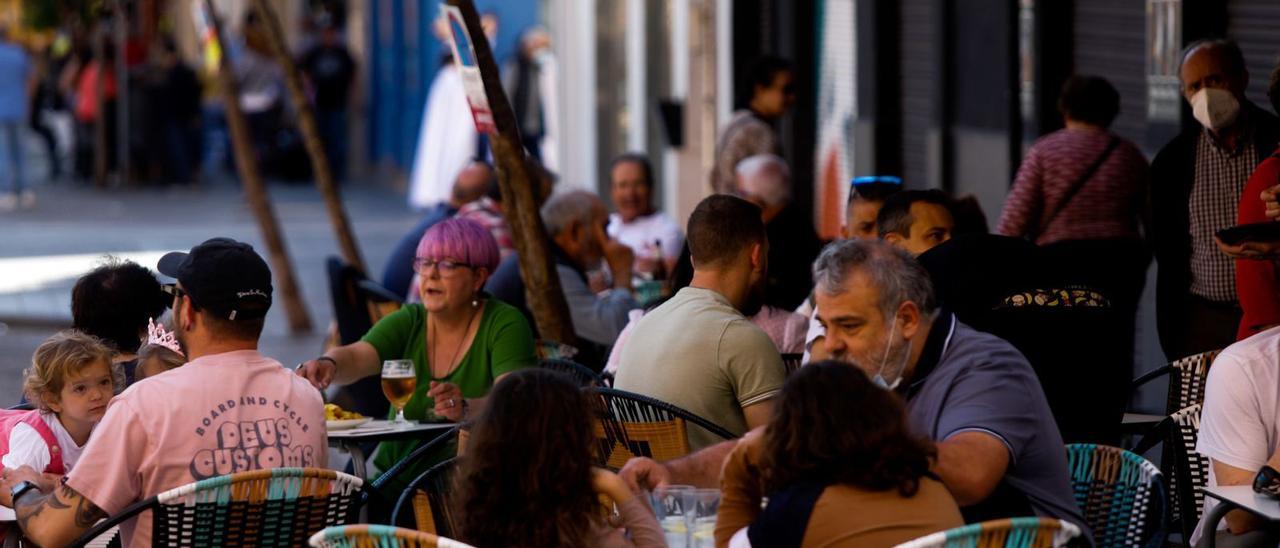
[325,404,371,430]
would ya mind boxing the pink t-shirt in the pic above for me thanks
[66,349,328,547]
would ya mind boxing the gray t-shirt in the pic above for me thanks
[905,314,1089,537]
[614,287,785,450]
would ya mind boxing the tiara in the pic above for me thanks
[147,318,184,358]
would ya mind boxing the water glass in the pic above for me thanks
[649,485,695,548]
[686,489,721,548]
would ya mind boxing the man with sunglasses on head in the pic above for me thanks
[1,238,327,547]
[844,176,903,240]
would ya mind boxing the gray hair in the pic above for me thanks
[812,239,938,320]
[735,154,791,207]
[540,190,601,237]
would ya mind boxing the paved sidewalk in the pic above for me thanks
[0,179,420,404]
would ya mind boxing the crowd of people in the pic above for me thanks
[0,12,359,212]
[4,35,1280,548]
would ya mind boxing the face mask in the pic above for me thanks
[871,311,912,391]
[1191,88,1240,130]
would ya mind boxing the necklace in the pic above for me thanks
[429,302,482,379]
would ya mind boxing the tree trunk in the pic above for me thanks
[202,0,312,334]
[249,0,366,273]
[445,0,576,346]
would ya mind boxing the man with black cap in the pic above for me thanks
[0,238,328,548]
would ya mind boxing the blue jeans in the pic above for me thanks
[0,119,24,193]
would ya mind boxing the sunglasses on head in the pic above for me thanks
[850,175,903,188]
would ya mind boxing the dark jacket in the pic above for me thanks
[1149,102,1280,358]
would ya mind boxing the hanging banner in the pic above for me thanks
[441,4,497,135]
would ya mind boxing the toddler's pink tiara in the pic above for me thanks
[146,318,184,357]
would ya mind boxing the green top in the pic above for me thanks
[362,296,535,476]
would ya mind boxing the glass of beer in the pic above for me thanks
[381,359,417,426]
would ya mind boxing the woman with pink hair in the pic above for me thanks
[297,217,536,488]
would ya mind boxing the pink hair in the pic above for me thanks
[417,217,501,272]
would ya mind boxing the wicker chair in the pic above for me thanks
[590,388,736,469]
[537,358,604,387]
[1130,350,1219,421]
[309,524,473,548]
[894,517,1083,548]
[391,458,460,538]
[1165,404,1208,542]
[1064,444,1165,547]
[781,353,804,376]
[70,468,365,547]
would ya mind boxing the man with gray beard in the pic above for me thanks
[619,239,1089,539]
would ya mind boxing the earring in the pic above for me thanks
[471,295,480,308]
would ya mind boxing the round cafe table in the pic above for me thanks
[327,420,457,480]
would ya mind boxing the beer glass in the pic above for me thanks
[381,359,417,426]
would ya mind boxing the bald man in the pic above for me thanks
[1150,39,1280,362]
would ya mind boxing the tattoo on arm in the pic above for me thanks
[13,484,106,537]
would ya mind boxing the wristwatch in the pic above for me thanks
[9,480,40,505]
[1253,465,1280,498]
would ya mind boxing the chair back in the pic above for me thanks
[1166,404,1207,541]
[309,524,474,548]
[1165,351,1219,414]
[537,358,604,387]
[894,517,1082,548]
[392,458,460,538]
[780,353,803,376]
[590,388,736,469]
[71,468,365,547]
[1064,443,1165,547]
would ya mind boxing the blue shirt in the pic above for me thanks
[905,313,1091,541]
[0,43,29,122]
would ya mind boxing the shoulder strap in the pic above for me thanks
[1035,136,1121,239]
[746,481,828,548]
[0,410,65,475]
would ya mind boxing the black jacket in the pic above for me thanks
[1149,102,1280,357]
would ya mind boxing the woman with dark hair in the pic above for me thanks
[455,369,664,547]
[715,361,962,547]
[70,258,170,385]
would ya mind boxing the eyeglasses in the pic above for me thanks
[162,284,186,308]
[413,258,474,275]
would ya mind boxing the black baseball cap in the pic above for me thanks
[158,237,273,320]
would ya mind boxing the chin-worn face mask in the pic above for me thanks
[1190,88,1240,130]
[871,311,912,391]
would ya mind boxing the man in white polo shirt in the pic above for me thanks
[1193,325,1280,547]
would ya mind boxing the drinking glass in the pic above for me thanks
[380,359,417,426]
[686,488,721,548]
[649,485,695,548]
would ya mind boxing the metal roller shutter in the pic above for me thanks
[899,0,934,188]
[1073,0,1147,146]
[1227,0,1280,110]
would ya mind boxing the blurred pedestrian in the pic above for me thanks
[502,26,557,165]
[298,24,355,180]
[144,37,202,184]
[998,75,1150,347]
[28,44,60,183]
[0,26,32,211]
[711,56,794,195]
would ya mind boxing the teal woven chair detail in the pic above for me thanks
[894,517,1083,548]
[309,524,474,547]
[1065,444,1165,547]
[71,468,365,547]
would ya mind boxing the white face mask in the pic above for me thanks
[1190,88,1240,131]
[871,311,912,391]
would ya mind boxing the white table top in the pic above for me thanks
[327,420,456,441]
[1201,485,1280,521]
